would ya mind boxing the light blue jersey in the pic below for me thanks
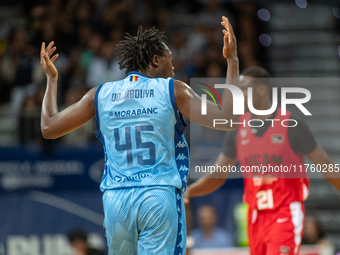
[94,72,189,192]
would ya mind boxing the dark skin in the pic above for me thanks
[40,16,239,139]
[185,76,340,203]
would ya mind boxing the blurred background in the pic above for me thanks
[0,0,340,254]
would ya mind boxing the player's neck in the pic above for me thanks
[139,69,157,78]
[251,100,275,120]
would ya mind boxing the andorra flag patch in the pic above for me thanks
[130,75,138,81]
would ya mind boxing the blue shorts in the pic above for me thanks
[102,186,186,255]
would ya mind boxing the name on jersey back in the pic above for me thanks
[111,89,155,102]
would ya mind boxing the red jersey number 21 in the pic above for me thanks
[256,189,274,210]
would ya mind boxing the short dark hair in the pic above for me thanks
[116,26,168,74]
[241,66,272,88]
[68,229,88,243]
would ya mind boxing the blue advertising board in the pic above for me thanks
[0,145,107,255]
[0,145,104,192]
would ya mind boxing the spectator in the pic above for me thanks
[198,0,232,30]
[80,31,103,72]
[68,229,105,255]
[302,216,335,255]
[86,39,126,88]
[191,204,234,248]
[0,0,268,148]
[0,28,37,122]
[18,94,41,144]
[168,30,190,82]
[302,216,333,245]
[234,1,268,71]
[61,86,95,146]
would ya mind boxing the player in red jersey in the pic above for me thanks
[185,66,340,255]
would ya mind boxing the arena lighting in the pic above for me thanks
[333,7,340,19]
[259,34,272,47]
[257,8,270,21]
[295,0,307,9]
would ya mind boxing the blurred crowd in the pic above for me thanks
[0,0,269,146]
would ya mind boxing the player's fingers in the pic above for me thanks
[221,16,229,30]
[48,46,57,57]
[40,49,46,66]
[41,42,45,55]
[43,52,51,65]
[40,42,46,61]
[223,32,229,45]
[223,16,235,39]
[50,54,59,64]
[46,41,54,53]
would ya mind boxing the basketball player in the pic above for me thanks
[186,66,340,255]
[40,17,238,254]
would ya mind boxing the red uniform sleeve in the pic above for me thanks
[288,114,317,154]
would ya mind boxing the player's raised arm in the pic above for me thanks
[175,16,239,130]
[306,146,340,192]
[40,41,97,139]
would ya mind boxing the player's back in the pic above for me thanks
[94,72,189,192]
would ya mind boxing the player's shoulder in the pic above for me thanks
[158,76,172,82]
[288,111,304,121]
[173,79,193,101]
[155,76,173,88]
[288,111,310,128]
[141,76,172,91]
[286,110,317,153]
[86,85,100,101]
[173,79,188,90]
[173,79,193,97]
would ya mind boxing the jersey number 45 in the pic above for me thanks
[114,125,156,167]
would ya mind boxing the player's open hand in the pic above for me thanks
[40,41,59,79]
[221,16,237,60]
